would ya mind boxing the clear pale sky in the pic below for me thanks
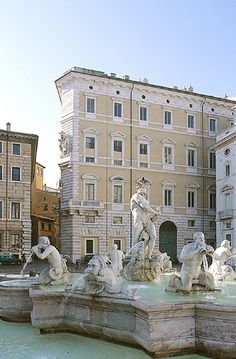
[0,0,235,187]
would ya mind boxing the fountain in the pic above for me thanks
[1,184,236,358]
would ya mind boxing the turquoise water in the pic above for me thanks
[0,320,210,359]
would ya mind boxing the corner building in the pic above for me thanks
[55,67,236,261]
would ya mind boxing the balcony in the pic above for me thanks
[218,209,233,220]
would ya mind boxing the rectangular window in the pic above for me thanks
[164,111,172,125]
[225,193,231,210]
[114,239,121,250]
[85,215,95,223]
[114,185,122,203]
[87,98,95,113]
[114,140,122,152]
[210,192,216,210]
[210,221,216,228]
[164,189,172,206]
[86,239,94,254]
[86,137,95,149]
[188,191,195,208]
[0,201,2,218]
[140,143,147,154]
[114,159,122,166]
[188,149,195,167]
[140,162,148,168]
[41,222,45,230]
[114,102,122,117]
[226,164,230,176]
[85,183,95,200]
[113,216,123,225]
[226,233,231,243]
[188,220,195,227]
[140,106,147,121]
[11,202,20,219]
[13,143,20,155]
[225,221,231,229]
[12,167,20,181]
[187,115,195,129]
[0,142,2,153]
[48,223,52,231]
[209,152,216,170]
[209,118,216,132]
[0,166,2,180]
[164,146,172,164]
[11,233,20,247]
[85,157,95,163]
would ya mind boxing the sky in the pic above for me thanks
[0,0,236,187]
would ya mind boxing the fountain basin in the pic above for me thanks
[0,278,38,322]
[29,285,236,358]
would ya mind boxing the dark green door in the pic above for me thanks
[159,221,177,261]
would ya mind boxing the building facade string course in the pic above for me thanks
[55,67,236,260]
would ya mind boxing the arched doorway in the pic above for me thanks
[159,221,177,261]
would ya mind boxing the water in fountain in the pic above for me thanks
[20,252,34,277]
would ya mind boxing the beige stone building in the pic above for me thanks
[31,162,60,249]
[0,123,38,259]
[55,67,236,261]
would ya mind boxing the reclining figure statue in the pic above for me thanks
[167,232,215,293]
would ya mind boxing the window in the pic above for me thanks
[188,149,195,167]
[140,143,147,154]
[209,192,216,210]
[0,142,2,153]
[43,203,48,211]
[41,222,45,230]
[164,189,172,206]
[113,216,123,225]
[86,137,95,149]
[85,183,95,200]
[0,201,2,218]
[188,191,195,208]
[85,239,94,254]
[209,151,216,170]
[114,185,122,203]
[164,146,172,164]
[86,157,95,163]
[87,98,95,113]
[114,102,122,117]
[13,143,20,155]
[210,221,216,228]
[164,111,172,125]
[114,140,122,152]
[0,166,2,180]
[140,106,147,122]
[114,239,121,250]
[226,233,231,243]
[85,215,95,223]
[224,193,231,210]
[226,164,230,176]
[209,118,217,132]
[187,115,195,129]
[12,167,20,181]
[225,221,231,229]
[11,202,20,219]
[11,233,20,248]
[48,223,52,231]
[188,220,195,227]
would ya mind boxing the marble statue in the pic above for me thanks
[107,244,124,276]
[58,131,71,157]
[130,177,160,259]
[209,240,236,280]
[72,254,122,295]
[31,236,69,285]
[167,232,215,293]
[122,178,162,282]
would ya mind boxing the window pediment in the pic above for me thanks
[185,182,200,189]
[82,173,99,180]
[110,131,126,139]
[137,135,151,142]
[82,128,99,135]
[185,141,198,148]
[161,138,176,145]
[161,179,176,187]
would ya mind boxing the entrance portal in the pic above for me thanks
[159,221,177,261]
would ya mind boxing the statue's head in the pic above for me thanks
[111,244,118,251]
[192,232,205,248]
[221,239,231,249]
[136,177,148,195]
[85,255,108,276]
[38,236,50,249]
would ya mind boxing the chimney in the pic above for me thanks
[6,122,11,131]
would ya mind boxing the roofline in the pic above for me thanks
[55,67,236,105]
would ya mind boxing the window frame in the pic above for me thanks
[10,201,21,220]
[85,96,96,118]
[11,166,21,182]
[12,143,21,155]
